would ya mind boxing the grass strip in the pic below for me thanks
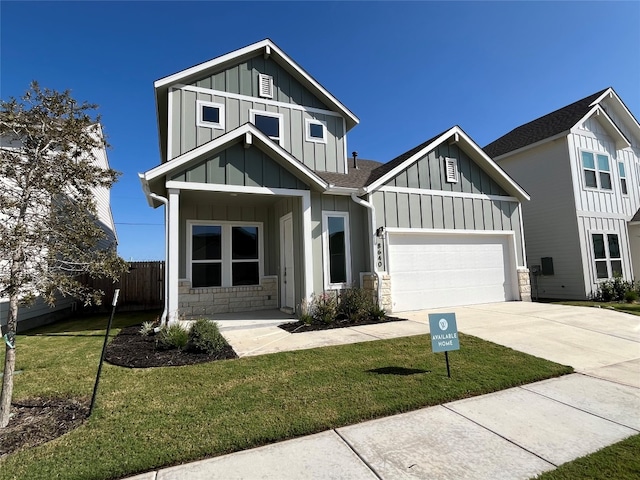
[554,301,640,316]
[533,434,640,480]
[0,311,572,480]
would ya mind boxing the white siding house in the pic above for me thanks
[485,88,640,299]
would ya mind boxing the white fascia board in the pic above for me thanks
[325,185,359,196]
[574,105,631,150]
[142,123,328,191]
[154,39,359,129]
[367,126,530,202]
[365,127,458,192]
[589,87,615,108]
[138,173,158,208]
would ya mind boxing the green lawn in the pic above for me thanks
[555,301,640,316]
[0,311,572,480]
[533,434,640,480]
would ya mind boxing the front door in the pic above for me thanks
[280,213,295,311]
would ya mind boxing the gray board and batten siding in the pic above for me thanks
[371,142,525,264]
[171,141,309,190]
[169,56,347,174]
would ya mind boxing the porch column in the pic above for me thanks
[301,191,313,301]
[167,188,180,323]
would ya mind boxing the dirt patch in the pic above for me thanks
[0,397,89,457]
[279,315,405,333]
[105,325,238,368]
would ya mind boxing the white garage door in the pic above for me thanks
[388,233,516,312]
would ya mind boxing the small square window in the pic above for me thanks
[251,110,283,146]
[305,119,326,144]
[197,100,225,130]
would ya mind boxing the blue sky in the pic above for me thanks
[2,1,639,261]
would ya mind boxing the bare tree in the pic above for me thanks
[0,82,127,427]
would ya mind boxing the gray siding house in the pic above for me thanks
[140,39,530,321]
[485,88,640,299]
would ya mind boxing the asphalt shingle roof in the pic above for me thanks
[484,88,610,159]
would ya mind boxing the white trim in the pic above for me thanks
[186,220,264,288]
[444,157,459,183]
[589,230,624,281]
[166,181,311,198]
[301,192,313,301]
[178,84,344,119]
[322,211,352,290]
[378,185,519,203]
[342,117,348,174]
[142,123,328,190]
[576,210,633,221]
[167,87,174,161]
[574,105,631,150]
[250,109,284,147]
[579,149,613,191]
[196,99,225,130]
[366,125,530,201]
[167,189,180,323]
[154,39,359,128]
[305,118,327,144]
[517,203,527,268]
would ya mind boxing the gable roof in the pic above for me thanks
[140,123,328,207]
[484,87,638,159]
[155,39,359,163]
[631,207,640,224]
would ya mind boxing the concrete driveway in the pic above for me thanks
[399,302,640,387]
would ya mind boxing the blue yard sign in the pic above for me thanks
[429,313,460,352]
[429,313,460,378]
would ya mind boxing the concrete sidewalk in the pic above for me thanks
[128,302,640,479]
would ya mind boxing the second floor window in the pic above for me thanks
[581,151,611,190]
[619,162,628,195]
[196,100,225,130]
[251,110,283,146]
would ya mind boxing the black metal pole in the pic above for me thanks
[445,351,451,378]
[89,289,120,416]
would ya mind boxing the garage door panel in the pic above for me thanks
[388,233,515,311]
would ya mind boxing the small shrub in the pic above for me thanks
[368,304,387,321]
[593,277,636,302]
[312,292,338,324]
[187,318,228,355]
[139,321,156,337]
[297,298,313,325]
[624,289,638,303]
[338,287,373,322]
[157,323,189,350]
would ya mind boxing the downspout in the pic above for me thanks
[350,193,382,307]
[149,193,169,325]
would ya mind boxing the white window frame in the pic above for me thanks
[258,73,274,99]
[618,161,628,195]
[196,100,225,130]
[590,231,623,281]
[250,109,284,147]
[321,211,352,290]
[305,118,327,144]
[187,220,264,288]
[581,150,612,191]
[445,157,459,183]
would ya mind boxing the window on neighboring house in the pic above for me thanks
[322,212,351,288]
[250,110,283,146]
[581,151,611,190]
[196,100,225,130]
[445,157,459,183]
[619,162,628,195]
[592,233,622,279]
[190,222,262,288]
[258,73,274,99]
[305,119,326,144]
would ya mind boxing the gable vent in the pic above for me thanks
[258,73,274,99]
[445,157,459,183]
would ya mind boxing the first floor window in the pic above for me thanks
[190,222,261,288]
[322,212,351,288]
[592,233,622,279]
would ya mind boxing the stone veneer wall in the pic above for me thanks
[178,275,278,316]
[362,273,392,312]
[517,267,532,302]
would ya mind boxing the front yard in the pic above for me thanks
[0,311,574,480]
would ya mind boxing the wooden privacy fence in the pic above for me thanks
[83,261,164,311]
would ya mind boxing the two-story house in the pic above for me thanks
[485,88,640,299]
[140,39,531,321]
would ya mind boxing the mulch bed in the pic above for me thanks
[279,315,405,333]
[0,397,89,458]
[105,325,238,368]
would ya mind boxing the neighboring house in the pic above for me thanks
[0,125,118,330]
[139,39,530,320]
[485,88,640,300]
